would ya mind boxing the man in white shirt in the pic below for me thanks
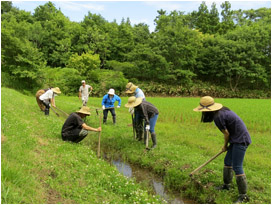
[39,87,61,115]
[79,80,93,106]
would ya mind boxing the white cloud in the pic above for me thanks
[56,1,105,12]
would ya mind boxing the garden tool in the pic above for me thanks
[50,106,60,117]
[54,107,69,117]
[189,150,224,177]
[97,113,102,158]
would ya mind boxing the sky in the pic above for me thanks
[12,1,271,32]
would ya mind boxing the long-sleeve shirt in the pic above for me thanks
[135,101,159,125]
[101,94,121,108]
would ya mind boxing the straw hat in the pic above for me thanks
[193,96,223,112]
[125,82,138,94]
[52,87,61,94]
[108,88,115,95]
[125,96,143,108]
[76,106,91,116]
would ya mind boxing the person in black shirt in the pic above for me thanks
[61,106,101,143]
[125,96,159,148]
[194,96,251,203]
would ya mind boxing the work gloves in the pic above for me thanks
[117,106,120,108]
[145,125,150,131]
[129,107,134,115]
[102,105,105,110]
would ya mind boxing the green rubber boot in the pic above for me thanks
[235,175,249,204]
[216,167,233,190]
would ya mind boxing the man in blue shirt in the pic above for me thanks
[125,82,146,141]
[194,96,251,203]
[101,89,121,124]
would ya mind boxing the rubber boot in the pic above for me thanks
[103,119,107,124]
[113,116,116,125]
[45,109,49,116]
[235,175,249,204]
[216,167,233,190]
[151,133,157,149]
[136,129,143,141]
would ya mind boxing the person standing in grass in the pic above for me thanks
[79,80,93,106]
[61,106,101,143]
[39,87,61,115]
[125,82,146,141]
[36,87,52,111]
[125,96,159,149]
[193,96,251,203]
[101,88,121,124]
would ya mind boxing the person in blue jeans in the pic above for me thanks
[194,96,251,203]
[101,89,121,124]
[125,96,159,149]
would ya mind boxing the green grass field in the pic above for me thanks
[1,87,271,204]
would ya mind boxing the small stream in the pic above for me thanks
[104,152,195,204]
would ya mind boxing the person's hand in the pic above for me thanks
[145,125,150,131]
[117,106,120,108]
[102,105,105,110]
[129,107,134,114]
[222,146,228,152]
[97,127,102,132]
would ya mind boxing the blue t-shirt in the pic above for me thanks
[102,94,121,108]
[135,88,145,100]
[214,109,251,145]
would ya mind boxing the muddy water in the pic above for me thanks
[104,153,194,204]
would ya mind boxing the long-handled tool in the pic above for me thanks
[97,114,102,158]
[54,107,69,117]
[50,106,60,117]
[189,150,224,177]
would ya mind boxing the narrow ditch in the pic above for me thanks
[102,151,195,204]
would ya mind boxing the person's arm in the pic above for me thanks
[141,104,149,124]
[51,97,56,107]
[78,91,82,98]
[221,129,230,152]
[82,123,101,132]
[116,95,121,107]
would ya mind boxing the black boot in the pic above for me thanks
[103,119,107,124]
[45,108,49,116]
[151,133,157,149]
[235,175,249,203]
[113,116,116,125]
[216,167,233,190]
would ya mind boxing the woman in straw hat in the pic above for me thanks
[125,96,159,149]
[125,82,146,140]
[193,96,251,203]
[101,88,121,124]
[61,106,101,143]
[39,87,61,115]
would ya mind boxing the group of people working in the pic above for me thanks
[35,81,251,203]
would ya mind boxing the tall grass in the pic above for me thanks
[1,87,271,204]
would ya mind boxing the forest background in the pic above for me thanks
[1,1,271,98]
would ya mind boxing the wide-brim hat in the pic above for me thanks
[125,82,138,94]
[193,96,223,112]
[52,87,61,94]
[76,106,91,116]
[108,88,115,95]
[125,96,143,108]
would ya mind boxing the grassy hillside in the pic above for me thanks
[1,87,271,204]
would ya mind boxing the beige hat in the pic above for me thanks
[76,106,91,116]
[125,82,138,94]
[52,87,61,94]
[125,96,143,108]
[108,88,115,95]
[81,80,85,83]
[193,96,223,112]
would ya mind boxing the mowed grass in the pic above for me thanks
[1,87,271,204]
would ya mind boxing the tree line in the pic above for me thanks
[1,1,271,97]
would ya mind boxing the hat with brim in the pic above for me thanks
[108,88,115,95]
[52,87,61,94]
[125,96,143,108]
[125,82,138,94]
[193,96,223,112]
[76,106,91,116]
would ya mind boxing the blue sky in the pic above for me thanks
[12,1,271,32]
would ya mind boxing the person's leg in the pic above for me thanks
[74,129,89,143]
[42,101,50,115]
[103,109,109,124]
[232,144,249,203]
[149,114,158,148]
[135,111,143,141]
[109,108,116,124]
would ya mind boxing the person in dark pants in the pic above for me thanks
[62,106,101,143]
[193,96,251,203]
[125,82,146,141]
[101,89,121,124]
[125,96,159,149]
[39,87,61,115]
